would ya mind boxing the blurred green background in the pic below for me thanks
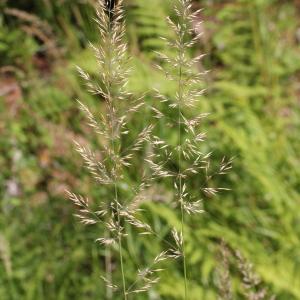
[1,0,300,299]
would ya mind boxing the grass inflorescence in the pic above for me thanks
[69,0,233,299]
[153,0,232,298]
[68,0,180,298]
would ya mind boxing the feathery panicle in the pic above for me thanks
[235,251,275,300]
[69,0,232,297]
[68,0,174,298]
[153,0,232,298]
[216,243,276,300]
[217,240,232,300]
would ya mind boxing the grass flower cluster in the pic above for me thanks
[68,0,177,298]
[69,0,232,298]
[152,0,232,297]
[217,241,276,300]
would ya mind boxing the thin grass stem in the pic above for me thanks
[106,2,127,298]
[178,44,188,300]
[115,185,127,300]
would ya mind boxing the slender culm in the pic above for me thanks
[105,1,127,298]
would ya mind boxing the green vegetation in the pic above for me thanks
[0,0,300,299]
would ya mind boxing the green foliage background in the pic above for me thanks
[1,0,300,299]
